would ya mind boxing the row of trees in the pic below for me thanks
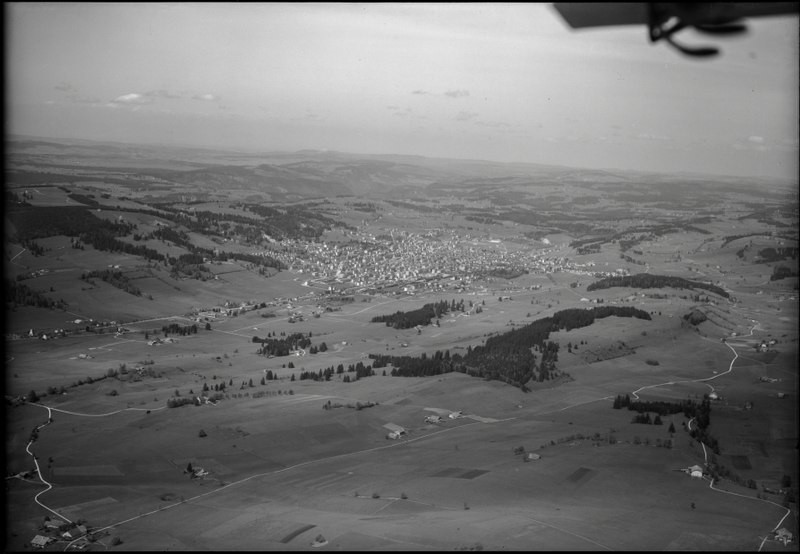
[612,394,695,416]
[296,361,375,382]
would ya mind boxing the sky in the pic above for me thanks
[6,2,799,179]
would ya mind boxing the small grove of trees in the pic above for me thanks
[162,323,199,336]
[6,280,69,311]
[631,413,663,425]
[255,332,312,357]
[168,392,223,408]
[81,269,142,296]
[370,299,465,329]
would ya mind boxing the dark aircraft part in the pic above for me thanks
[553,2,799,58]
[647,4,745,57]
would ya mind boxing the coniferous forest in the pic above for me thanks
[370,306,651,391]
[587,273,729,298]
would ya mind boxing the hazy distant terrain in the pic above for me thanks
[4,136,798,551]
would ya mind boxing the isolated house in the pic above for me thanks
[449,411,462,419]
[383,422,406,439]
[775,528,793,546]
[527,453,541,461]
[688,465,703,478]
[425,415,443,424]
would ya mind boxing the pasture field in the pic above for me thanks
[6,285,798,550]
[7,365,793,551]
[5,147,798,550]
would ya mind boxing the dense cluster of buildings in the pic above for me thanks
[257,228,619,295]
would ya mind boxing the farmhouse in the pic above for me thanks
[688,465,703,478]
[43,517,65,529]
[526,453,541,461]
[449,411,462,419]
[775,528,793,546]
[31,535,53,548]
[383,422,406,440]
[425,415,443,424]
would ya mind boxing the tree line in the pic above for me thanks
[587,273,729,299]
[296,361,374,382]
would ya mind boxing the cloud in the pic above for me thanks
[414,89,471,99]
[54,82,75,92]
[475,120,510,128]
[733,136,768,152]
[444,89,470,99]
[455,111,478,122]
[67,94,102,105]
[145,89,182,100]
[636,133,671,141]
[192,93,219,101]
[292,111,322,121]
[387,105,412,118]
[113,93,151,104]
